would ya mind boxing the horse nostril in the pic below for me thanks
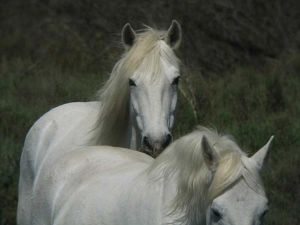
[162,134,172,148]
[143,136,153,150]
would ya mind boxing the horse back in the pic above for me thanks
[31,146,153,225]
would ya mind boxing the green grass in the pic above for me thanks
[0,54,300,224]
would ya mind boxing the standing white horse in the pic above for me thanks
[17,21,181,224]
[18,126,273,225]
[23,20,182,159]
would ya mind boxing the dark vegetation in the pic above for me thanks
[0,0,299,224]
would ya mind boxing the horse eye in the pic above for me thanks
[211,208,222,222]
[129,79,136,86]
[172,76,180,85]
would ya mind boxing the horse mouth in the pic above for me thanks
[142,147,162,158]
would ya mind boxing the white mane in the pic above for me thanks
[149,126,265,225]
[92,28,179,146]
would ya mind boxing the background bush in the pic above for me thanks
[0,0,299,224]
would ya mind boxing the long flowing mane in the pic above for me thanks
[149,126,265,225]
[92,27,179,146]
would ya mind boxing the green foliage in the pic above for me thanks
[1,53,300,225]
[1,0,299,74]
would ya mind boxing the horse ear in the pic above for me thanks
[166,20,182,49]
[251,136,274,170]
[121,23,136,49]
[202,136,218,171]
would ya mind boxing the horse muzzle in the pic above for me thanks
[142,134,172,158]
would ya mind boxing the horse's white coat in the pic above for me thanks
[18,21,182,224]
[17,127,273,225]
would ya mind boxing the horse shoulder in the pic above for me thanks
[18,101,102,224]
[22,101,100,170]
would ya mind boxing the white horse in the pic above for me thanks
[17,21,181,224]
[23,20,182,159]
[18,125,273,225]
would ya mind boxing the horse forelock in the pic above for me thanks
[240,155,266,196]
[92,27,179,146]
[208,147,266,201]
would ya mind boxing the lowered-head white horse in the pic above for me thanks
[18,125,273,225]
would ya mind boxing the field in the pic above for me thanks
[1,53,299,224]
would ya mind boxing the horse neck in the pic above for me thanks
[148,156,209,225]
[145,163,186,224]
[162,171,208,225]
[125,170,197,225]
[161,172,185,224]
[93,102,136,149]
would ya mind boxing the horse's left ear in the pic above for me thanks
[251,136,274,170]
[166,20,182,49]
[121,23,136,49]
[202,136,218,172]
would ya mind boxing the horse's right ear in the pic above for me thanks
[251,136,274,170]
[166,20,182,49]
[121,23,136,49]
[202,136,218,172]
